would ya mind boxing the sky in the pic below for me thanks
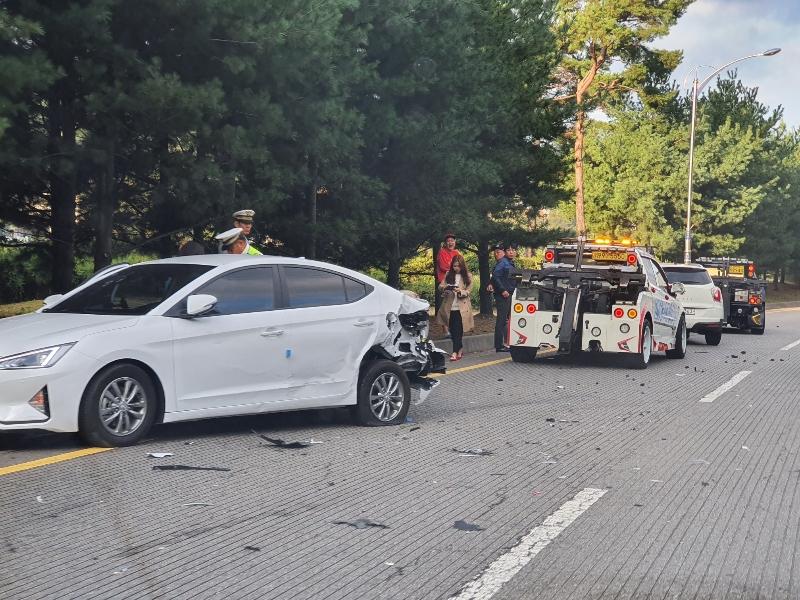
[660,0,797,127]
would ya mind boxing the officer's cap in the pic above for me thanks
[492,242,505,251]
[232,209,255,223]
[215,227,244,248]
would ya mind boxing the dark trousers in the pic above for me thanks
[494,295,511,350]
[449,309,464,354]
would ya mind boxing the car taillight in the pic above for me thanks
[712,288,722,302]
[544,250,555,262]
[527,304,537,314]
[749,294,761,305]
[613,307,624,318]
[626,253,637,266]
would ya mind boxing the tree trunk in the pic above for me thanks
[48,94,77,293]
[478,237,493,316]
[305,160,318,259]
[573,108,587,236]
[431,235,441,310]
[780,267,786,284]
[94,138,116,270]
[387,194,401,289]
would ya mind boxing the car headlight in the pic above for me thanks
[0,343,75,369]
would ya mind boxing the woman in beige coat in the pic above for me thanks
[435,254,474,361]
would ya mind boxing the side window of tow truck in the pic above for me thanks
[640,257,658,289]
[649,259,669,290]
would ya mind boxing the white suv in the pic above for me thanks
[661,264,725,345]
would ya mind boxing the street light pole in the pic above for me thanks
[683,48,781,264]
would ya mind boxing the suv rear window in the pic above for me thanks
[662,267,712,285]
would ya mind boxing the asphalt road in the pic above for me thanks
[1,307,799,600]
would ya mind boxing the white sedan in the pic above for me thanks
[661,263,725,345]
[0,256,446,446]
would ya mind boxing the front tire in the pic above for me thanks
[704,330,722,345]
[354,360,411,426]
[667,317,687,359]
[509,347,537,363]
[629,320,653,370]
[78,363,158,447]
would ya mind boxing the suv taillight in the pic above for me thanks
[712,288,722,303]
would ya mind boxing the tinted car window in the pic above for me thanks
[663,267,712,285]
[46,264,212,315]
[284,267,348,308]
[197,267,275,315]
[344,278,368,302]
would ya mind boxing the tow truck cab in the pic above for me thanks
[696,257,766,334]
[509,239,686,368]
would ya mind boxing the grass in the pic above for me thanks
[0,299,43,318]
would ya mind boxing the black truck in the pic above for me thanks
[696,257,766,334]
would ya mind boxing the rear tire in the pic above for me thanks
[354,360,410,426]
[509,347,537,363]
[704,330,722,346]
[629,320,652,370]
[78,363,158,447]
[666,317,687,359]
[751,310,765,335]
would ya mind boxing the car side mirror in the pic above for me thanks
[42,294,64,307]
[185,294,218,317]
[670,282,686,295]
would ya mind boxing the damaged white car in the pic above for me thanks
[0,255,446,446]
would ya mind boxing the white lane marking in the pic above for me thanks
[780,338,800,351]
[448,488,607,600]
[699,370,752,403]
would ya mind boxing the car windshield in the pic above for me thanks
[45,263,213,315]
[662,267,712,285]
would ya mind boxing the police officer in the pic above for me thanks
[215,227,262,255]
[232,209,255,239]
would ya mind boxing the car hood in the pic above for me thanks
[0,312,139,358]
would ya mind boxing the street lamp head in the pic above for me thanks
[761,48,781,56]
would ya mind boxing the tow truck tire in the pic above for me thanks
[704,330,722,345]
[509,347,537,363]
[751,310,765,335]
[629,320,652,370]
[354,360,411,427]
[666,317,687,359]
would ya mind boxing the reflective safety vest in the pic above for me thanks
[245,244,262,256]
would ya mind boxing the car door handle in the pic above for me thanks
[353,321,375,327]
[261,329,284,337]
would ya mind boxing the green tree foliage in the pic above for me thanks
[553,0,691,235]
[583,74,798,272]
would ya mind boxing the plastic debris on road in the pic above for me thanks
[453,520,484,532]
[152,465,230,472]
[259,435,319,449]
[182,502,213,507]
[146,452,174,458]
[333,518,389,530]
[243,546,261,551]
[452,448,494,456]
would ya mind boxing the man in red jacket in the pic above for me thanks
[435,233,461,314]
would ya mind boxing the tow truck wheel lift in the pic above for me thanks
[515,238,646,360]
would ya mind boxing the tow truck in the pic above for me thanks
[695,257,766,334]
[509,238,687,368]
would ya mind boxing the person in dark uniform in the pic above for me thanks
[490,243,516,352]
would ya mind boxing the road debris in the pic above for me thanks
[259,435,317,449]
[112,566,130,575]
[690,459,711,465]
[35,495,44,504]
[333,518,389,530]
[243,546,261,552]
[453,520,484,532]
[409,426,421,432]
[146,452,174,458]
[452,448,494,456]
[152,465,230,472]
[742,446,750,451]
[181,502,214,507]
